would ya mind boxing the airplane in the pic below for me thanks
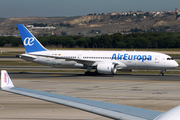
[16,24,178,75]
[1,70,180,120]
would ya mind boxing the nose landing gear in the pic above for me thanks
[159,69,166,76]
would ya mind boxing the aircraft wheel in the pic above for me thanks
[162,73,164,76]
[84,71,89,75]
[159,69,165,76]
[93,71,98,75]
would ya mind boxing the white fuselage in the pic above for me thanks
[21,50,179,71]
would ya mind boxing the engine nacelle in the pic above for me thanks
[97,62,117,74]
[155,105,180,120]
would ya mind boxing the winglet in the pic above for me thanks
[16,24,47,53]
[1,70,14,89]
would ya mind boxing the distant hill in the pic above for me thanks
[1,11,180,37]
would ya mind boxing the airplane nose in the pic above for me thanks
[174,61,179,67]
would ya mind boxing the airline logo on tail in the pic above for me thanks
[1,70,14,88]
[4,72,9,85]
[17,24,47,53]
[24,37,34,46]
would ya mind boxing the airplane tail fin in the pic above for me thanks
[17,24,47,53]
[1,70,14,89]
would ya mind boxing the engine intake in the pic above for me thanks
[97,62,117,74]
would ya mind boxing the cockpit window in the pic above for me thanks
[167,58,173,60]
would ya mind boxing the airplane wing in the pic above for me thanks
[28,53,125,68]
[28,53,99,63]
[0,70,163,120]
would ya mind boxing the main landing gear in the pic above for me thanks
[84,67,99,76]
[159,69,166,76]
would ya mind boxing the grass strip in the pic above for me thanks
[0,61,43,66]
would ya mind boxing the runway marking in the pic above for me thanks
[0,105,4,110]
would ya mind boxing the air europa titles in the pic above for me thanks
[4,72,9,85]
[111,53,152,62]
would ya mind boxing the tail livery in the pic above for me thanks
[1,70,14,89]
[17,24,47,53]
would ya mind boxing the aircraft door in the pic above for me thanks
[155,56,160,63]
[77,54,82,59]
[162,57,166,67]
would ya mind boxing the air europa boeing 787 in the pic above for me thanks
[16,24,178,75]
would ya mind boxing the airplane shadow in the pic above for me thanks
[7,71,180,79]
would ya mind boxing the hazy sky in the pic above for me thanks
[0,0,180,18]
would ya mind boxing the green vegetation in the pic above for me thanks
[0,36,21,47]
[31,23,48,27]
[1,32,180,49]
[59,23,74,28]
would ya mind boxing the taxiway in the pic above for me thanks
[0,72,180,120]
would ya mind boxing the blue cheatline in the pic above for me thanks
[17,24,47,53]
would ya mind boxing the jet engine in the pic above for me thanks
[155,105,180,120]
[97,62,117,74]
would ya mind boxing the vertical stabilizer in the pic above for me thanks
[1,70,14,89]
[17,24,47,53]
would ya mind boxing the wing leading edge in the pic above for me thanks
[0,70,162,120]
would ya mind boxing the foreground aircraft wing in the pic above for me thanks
[3,70,180,120]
